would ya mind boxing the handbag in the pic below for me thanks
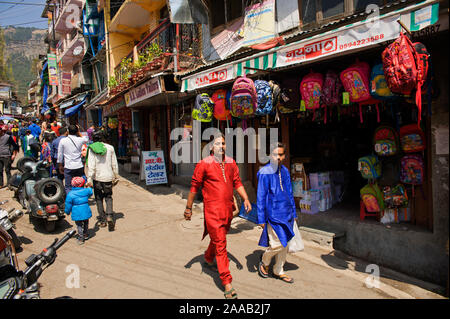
[288,220,304,253]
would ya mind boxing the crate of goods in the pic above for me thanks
[319,185,333,212]
[318,172,331,188]
[309,173,319,189]
[300,199,320,214]
[238,202,258,224]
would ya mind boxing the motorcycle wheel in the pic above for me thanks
[7,228,21,250]
[16,156,36,173]
[44,220,56,232]
[35,178,65,205]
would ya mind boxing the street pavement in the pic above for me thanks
[0,156,446,299]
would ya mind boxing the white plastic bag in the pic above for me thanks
[288,220,304,253]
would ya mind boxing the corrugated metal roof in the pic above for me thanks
[177,0,415,78]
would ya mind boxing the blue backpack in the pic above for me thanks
[254,80,273,116]
[370,63,397,101]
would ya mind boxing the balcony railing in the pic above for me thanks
[110,19,202,94]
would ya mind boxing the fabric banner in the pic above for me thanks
[141,150,168,185]
[243,0,276,47]
[47,54,58,86]
[62,73,71,95]
[276,14,401,68]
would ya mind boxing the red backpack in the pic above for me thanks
[211,89,231,121]
[399,123,426,153]
[382,32,429,124]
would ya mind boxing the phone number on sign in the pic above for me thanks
[339,34,385,50]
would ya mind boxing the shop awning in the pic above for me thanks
[59,92,91,109]
[64,97,87,117]
[180,0,441,92]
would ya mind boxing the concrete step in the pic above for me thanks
[299,225,346,249]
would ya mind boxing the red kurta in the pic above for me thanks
[190,155,243,286]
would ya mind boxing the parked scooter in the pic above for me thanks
[0,200,24,250]
[8,158,65,232]
[0,228,76,299]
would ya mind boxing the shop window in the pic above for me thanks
[210,0,243,32]
[321,0,345,19]
[301,0,317,25]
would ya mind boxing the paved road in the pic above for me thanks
[0,158,445,299]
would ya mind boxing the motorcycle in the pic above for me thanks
[8,158,66,232]
[0,200,24,250]
[0,228,76,299]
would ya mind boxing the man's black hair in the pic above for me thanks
[68,125,78,135]
[59,127,67,135]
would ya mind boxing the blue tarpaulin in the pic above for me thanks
[64,97,87,117]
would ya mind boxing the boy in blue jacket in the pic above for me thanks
[65,176,93,245]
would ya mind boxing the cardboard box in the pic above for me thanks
[300,200,320,214]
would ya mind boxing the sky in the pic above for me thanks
[0,0,48,29]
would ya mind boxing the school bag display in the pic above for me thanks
[322,70,342,106]
[399,123,426,153]
[373,125,399,157]
[300,71,323,110]
[340,60,371,103]
[278,78,301,113]
[360,183,384,212]
[269,80,281,109]
[382,33,429,124]
[358,155,381,180]
[370,63,396,100]
[382,184,408,209]
[254,80,273,116]
[192,93,214,122]
[400,154,424,185]
[211,89,231,121]
[230,75,257,118]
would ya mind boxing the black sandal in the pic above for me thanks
[258,261,269,278]
[224,288,238,299]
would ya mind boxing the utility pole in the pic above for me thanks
[104,0,111,92]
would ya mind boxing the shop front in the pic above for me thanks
[178,1,449,286]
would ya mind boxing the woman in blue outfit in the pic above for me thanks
[256,142,296,283]
[65,176,93,245]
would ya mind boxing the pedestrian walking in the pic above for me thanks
[64,176,93,245]
[0,125,19,189]
[256,142,302,284]
[50,120,61,137]
[184,133,252,299]
[86,130,119,231]
[28,119,41,140]
[51,127,67,180]
[57,124,89,193]
[23,129,40,159]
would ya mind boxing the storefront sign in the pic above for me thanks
[243,0,276,46]
[141,150,168,185]
[62,72,71,95]
[124,77,161,107]
[103,97,126,116]
[182,64,234,91]
[277,14,401,68]
[47,53,59,86]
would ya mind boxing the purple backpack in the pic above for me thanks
[322,70,343,106]
[230,75,257,118]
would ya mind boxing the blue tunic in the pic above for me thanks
[257,163,296,247]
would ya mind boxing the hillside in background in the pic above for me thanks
[2,27,47,103]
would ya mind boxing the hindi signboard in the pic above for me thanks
[141,151,168,185]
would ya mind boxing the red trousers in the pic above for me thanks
[204,224,232,286]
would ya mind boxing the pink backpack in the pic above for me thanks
[340,60,371,103]
[230,75,257,119]
[300,71,323,111]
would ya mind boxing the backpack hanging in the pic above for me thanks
[370,63,397,101]
[254,80,274,116]
[230,75,257,119]
[399,123,426,153]
[358,155,382,180]
[192,93,214,122]
[360,183,384,213]
[373,125,400,157]
[211,89,231,122]
[300,70,323,121]
[340,59,371,103]
[400,154,424,185]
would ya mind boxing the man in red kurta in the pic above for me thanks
[184,134,251,299]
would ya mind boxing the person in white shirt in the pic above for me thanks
[86,130,119,231]
[57,125,89,193]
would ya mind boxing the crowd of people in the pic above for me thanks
[1,119,305,299]
[0,118,119,245]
